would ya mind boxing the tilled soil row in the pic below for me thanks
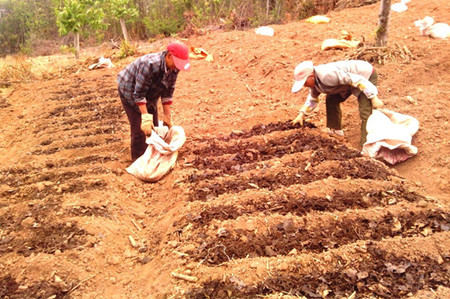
[186,131,359,181]
[0,198,94,257]
[185,232,450,298]
[0,156,120,187]
[187,124,324,160]
[186,203,449,264]
[0,274,76,298]
[33,106,124,133]
[171,119,449,298]
[2,176,107,202]
[0,158,115,202]
[31,137,122,155]
[45,98,118,118]
[0,76,124,284]
[183,121,316,152]
[188,157,395,201]
[176,183,427,228]
[46,76,117,102]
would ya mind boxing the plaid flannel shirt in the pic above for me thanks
[117,50,179,106]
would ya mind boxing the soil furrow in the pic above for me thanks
[31,137,122,155]
[187,121,316,148]
[187,138,359,180]
[0,274,76,298]
[186,232,450,298]
[188,127,335,160]
[1,178,107,201]
[187,206,449,264]
[189,157,395,201]
[177,185,426,228]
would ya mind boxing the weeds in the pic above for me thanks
[117,41,136,59]
[0,55,36,84]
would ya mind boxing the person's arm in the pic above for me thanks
[138,104,148,114]
[135,61,154,135]
[162,103,172,127]
[292,92,320,126]
[133,59,154,106]
[346,73,383,108]
[299,93,320,115]
[347,73,378,99]
[160,70,178,127]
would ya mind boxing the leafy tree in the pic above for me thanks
[0,1,32,55]
[56,0,106,59]
[109,0,138,43]
[143,0,185,37]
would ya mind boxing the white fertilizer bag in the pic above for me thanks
[126,126,186,182]
[255,26,274,36]
[362,109,419,165]
[414,16,450,39]
[391,0,409,13]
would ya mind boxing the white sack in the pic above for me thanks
[255,26,274,36]
[414,16,450,39]
[126,126,186,182]
[391,2,407,13]
[361,109,419,165]
[89,56,114,69]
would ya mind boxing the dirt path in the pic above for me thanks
[0,0,449,298]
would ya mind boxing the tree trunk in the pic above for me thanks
[266,0,270,17]
[120,18,129,43]
[376,0,391,46]
[75,32,80,59]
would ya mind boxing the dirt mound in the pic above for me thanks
[0,0,449,298]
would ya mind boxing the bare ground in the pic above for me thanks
[0,0,449,298]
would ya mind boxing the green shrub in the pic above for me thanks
[59,44,75,54]
[117,40,135,59]
[143,17,182,37]
[143,0,185,37]
[297,0,316,20]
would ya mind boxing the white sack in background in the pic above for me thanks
[89,56,114,70]
[126,126,186,182]
[414,16,450,39]
[391,0,408,13]
[362,109,419,165]
[255,26,274,36]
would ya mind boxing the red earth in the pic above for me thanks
[0,0,449,298]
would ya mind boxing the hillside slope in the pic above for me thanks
[0,0,449,298]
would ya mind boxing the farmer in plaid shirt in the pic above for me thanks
[117,41,190,161]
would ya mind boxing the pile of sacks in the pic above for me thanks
[414,16,450,40]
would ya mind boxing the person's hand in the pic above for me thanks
[162,114,173,128]
[371,96,384,109]
[292,112,305,126]
[141,113,154,136]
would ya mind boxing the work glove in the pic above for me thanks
[141,113,154,136]
[371,96,384,109]
[292,112,305,126]
[162,114,173,128]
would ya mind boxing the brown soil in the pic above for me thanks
[0,0,449,298]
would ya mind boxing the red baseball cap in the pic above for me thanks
[167,42,191,71]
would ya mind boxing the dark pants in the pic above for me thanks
[119,89,159,161]
[325,71,378,146]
